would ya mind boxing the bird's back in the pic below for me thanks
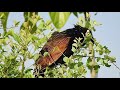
[34,25,91,77]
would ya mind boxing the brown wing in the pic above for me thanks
[36,34,71,70]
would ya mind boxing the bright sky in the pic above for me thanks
[1,12,120,78]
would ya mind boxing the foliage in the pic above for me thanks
[0,12,54,78]
[49,12,71,29]
[0,12,116,78]
[0,12,9,35]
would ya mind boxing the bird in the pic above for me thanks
[33,25,94,78]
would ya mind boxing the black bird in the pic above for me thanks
[34,25,94,77]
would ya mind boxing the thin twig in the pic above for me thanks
[112,62,120,72]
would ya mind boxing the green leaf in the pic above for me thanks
[73,12,78,17]
[104,63,111,67]
[24,12,38,21]
[23,12,38,34]
[0,45,2,49]
[32,35,39,40]
[63,57,69,64]
[33,53,40,60]
[99,58,104,65]
[14,20,20,27]
[37,20,45,30]
[72,43,78,48]
[49,12,71,29]
[0,12,9,35]
[58,68,63,74]
[25,69,33,73]
[69,63,75,69]
[94,65,100,70]
[109,56,116,62]
[72,46,76,52]
[79,12,83,14]
[7,29,22,43]
[86,57,92,69]
[7,29,14,36]
[44,52,49,57]
[73,39,77,43]
[12,33,21,44]
[104,55,109,60]
[78,16,85,27]
[96,44,104,55]
[99,51,103,55]
[85,21,91,28]
[78,62,83,67]
[103,46,111,54]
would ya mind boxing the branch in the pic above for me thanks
[112,62,120,72]
[84,12,97,78]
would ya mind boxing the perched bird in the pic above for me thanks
[34,25,94,77]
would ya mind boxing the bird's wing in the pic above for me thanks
[36,34,71,70]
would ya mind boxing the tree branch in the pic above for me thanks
[84,12,97,78]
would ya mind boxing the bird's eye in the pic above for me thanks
[87,30,90,33]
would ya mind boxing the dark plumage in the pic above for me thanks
[34,25,93,77]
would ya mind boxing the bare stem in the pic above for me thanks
[89,41,97,78]
[21,50,26,78]
[84,12,97,78]
[21,60,25,78]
